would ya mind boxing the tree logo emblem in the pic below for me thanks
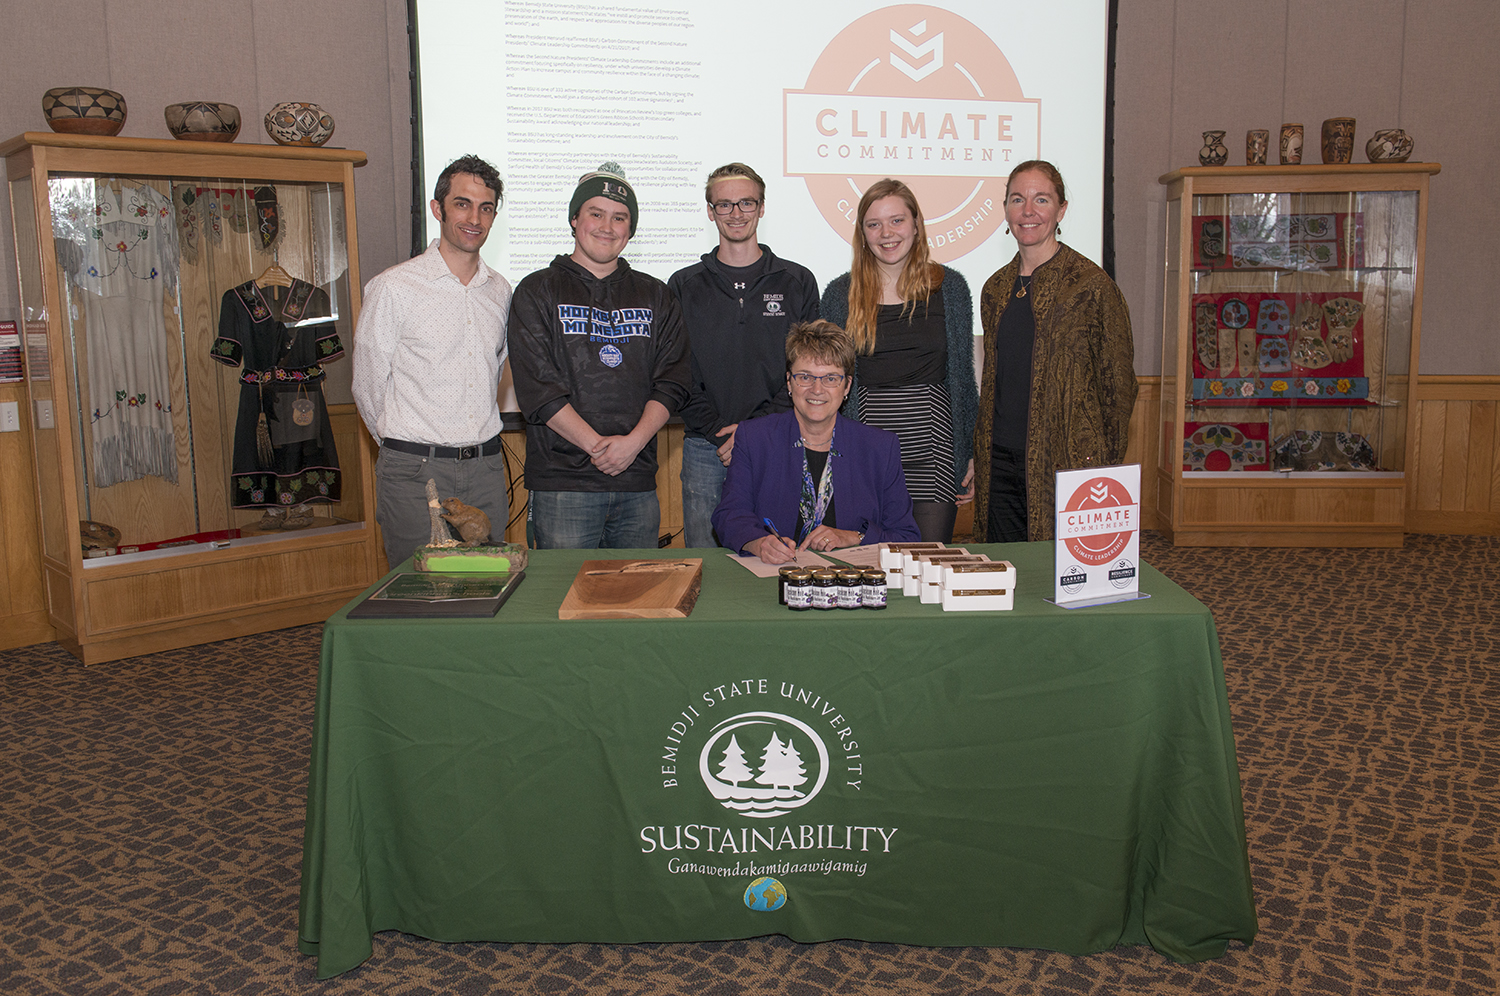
[698,712,830,819]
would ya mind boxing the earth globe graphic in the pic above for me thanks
[744,876,787,912]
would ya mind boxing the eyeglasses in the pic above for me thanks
[789,371,847,388]
[711,198,761,216]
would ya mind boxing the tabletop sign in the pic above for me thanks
[1052,464,1143,607]
[559,559,703,619]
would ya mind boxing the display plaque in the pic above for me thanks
[1052,464,1143,607]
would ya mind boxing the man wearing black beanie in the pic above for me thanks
[507,162,691,548]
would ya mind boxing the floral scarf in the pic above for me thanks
[796,425,838,540]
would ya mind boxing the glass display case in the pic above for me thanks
[1157,164,1439,546]
[2,133,379,662]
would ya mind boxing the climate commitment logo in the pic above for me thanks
[784,4,1040,262]
[1060,477,1136,566]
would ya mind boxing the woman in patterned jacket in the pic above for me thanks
[973,160,1137,542]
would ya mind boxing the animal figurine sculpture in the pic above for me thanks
[423,478,492,548]
[441,497,492,547]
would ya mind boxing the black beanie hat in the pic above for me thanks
[569,161,638,236]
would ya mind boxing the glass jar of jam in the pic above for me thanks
[810,570,839,610]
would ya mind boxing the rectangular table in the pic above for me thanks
[299,543,1257,978]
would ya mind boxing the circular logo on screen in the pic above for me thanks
[784,5,1037,262]
[1061,477,1134,566]
[599,344,623,367]
[699,712,829,819]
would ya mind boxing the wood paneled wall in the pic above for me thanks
[1407,377,1500,535]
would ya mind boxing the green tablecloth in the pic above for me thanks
[299,543,1256,979]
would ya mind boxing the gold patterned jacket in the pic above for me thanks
[973,244,1137,541]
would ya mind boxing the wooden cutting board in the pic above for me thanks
[558,559,703,619]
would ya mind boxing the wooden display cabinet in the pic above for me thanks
[2,133,379,662]
[1157,164,1439,546]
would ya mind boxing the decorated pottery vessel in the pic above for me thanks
[1365,128,1413,163]
[43,86,127,136]
[264,101,335,147]
[1246,129,1270,165]
[165,101,241,143]
[1279,123,1304,165]
[1199,130,1228,167]
[1321,117,1356,164]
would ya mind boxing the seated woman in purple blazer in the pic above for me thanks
[712,320,920,564]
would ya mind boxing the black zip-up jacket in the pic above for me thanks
[667,245,819,441]
[509,255,691,492]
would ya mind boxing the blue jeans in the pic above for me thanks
[529,490,660,549]
[680,434,728,548]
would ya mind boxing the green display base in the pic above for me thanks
[412,543,528,574]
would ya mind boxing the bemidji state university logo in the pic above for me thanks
[784,4,1041,263]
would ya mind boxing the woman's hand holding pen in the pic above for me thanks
[747,518,800,564]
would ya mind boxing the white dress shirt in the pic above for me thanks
[352,240,512,446]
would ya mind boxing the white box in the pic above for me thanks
[940,560,1017,612]
[879,542,946,588]
[918,554,989,603]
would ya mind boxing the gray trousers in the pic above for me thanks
[374,446,510,568]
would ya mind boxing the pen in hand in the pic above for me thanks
[760,517,798,562]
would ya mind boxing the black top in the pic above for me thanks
[856,294,947,387]
[507,255,692,492]
[718,254,768,288]
[793,446,837,537]
[991,275,1035,452]
[667,244,821,441]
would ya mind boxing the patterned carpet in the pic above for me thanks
[1,533,1496,995]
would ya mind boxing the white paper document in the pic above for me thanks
[726,551,836,578]
[822,544,884,568]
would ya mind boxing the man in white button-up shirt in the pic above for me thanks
[352,155,514,567]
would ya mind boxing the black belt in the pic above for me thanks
[382,434,502,460]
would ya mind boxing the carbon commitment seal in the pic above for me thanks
[783,5,1041,263]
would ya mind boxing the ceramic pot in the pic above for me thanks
[1279,123,1304,165]
[1246,129,1270,165]
[1321,117,1356,164]
[42,86,127,136]
[264,101,335,147]
[1199,130,1228,167]
[1365,128,1413,163]
[165,101,240,143]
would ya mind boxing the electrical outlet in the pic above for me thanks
[0,400,19,432]
[33,399,54,429]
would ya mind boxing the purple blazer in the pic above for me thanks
[712,410,920,554]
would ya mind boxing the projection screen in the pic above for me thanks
[412,0,1111,402]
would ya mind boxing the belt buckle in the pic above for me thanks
[458,445,477,460]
